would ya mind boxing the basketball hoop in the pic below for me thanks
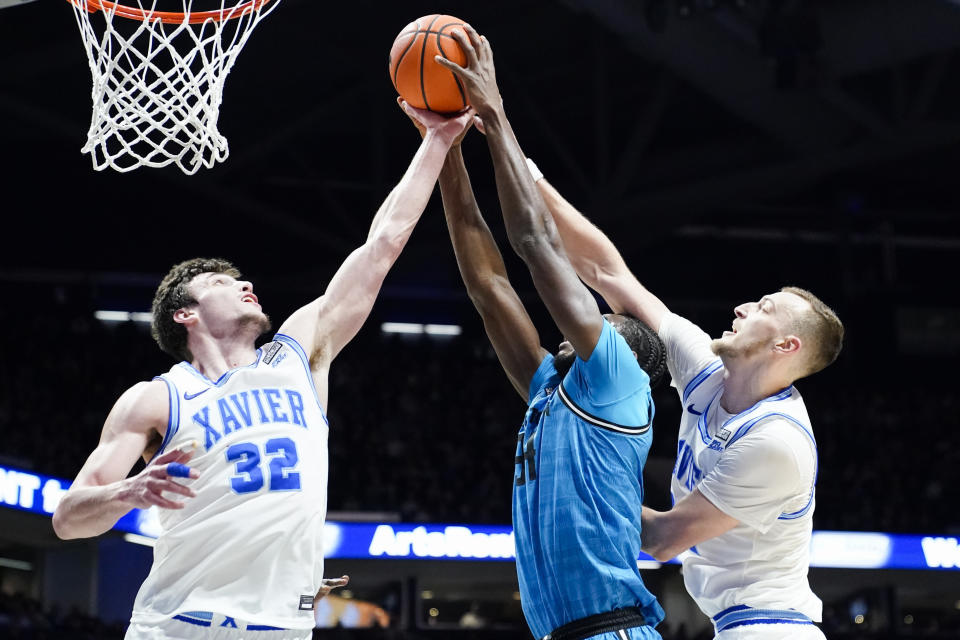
[67,0,281,173]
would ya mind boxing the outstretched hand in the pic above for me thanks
[314,575,350,608]
[434,25,502,119]
[119,445,199,510]
[398,99,474,147]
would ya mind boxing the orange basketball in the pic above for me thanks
[389,14,469,114]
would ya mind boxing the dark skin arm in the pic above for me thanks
[440,145,548,400]
[437,27,605,362]
[400,99,546,400]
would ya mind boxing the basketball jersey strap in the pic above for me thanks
[148,375,181,464]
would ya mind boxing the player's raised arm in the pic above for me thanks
[432,130,547,400]
[532,176,669,333]
[439,27,606,359]
[52,380,199,540]
[278,105,473,369]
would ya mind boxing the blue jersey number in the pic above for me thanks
[225,442,263,493]
[516,409,541,486]
[514,432,537,486]
[265,437,302,491]
[226,437,302,494]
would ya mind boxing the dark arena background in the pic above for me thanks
[1,1,959,638]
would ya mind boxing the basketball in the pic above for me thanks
[389,14,469,114]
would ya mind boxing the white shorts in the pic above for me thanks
[715,623,827,640]
[125,613,311,640]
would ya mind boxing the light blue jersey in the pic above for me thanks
[513,320,664,639]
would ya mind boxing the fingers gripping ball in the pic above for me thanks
[389,15,469,114]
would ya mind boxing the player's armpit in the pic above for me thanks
[274,248,372,368]
[277,235,400,369]
[640,489,739,562]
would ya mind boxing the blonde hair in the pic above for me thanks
[781,286,844,378]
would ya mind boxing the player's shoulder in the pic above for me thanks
[109,379,169,432]
[274,300,323,359]
[748,413,810,438]
[658,312,717,391]
[658,311,710,343]
[568,321,639,387]
[121,378,168,402]
[742,417,816,466]
[593,317,639,363]
[529,353,560,400]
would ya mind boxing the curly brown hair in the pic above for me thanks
[151,258,241,361]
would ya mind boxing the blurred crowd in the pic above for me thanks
[0,593,124,640]
[1,297,958,535]
[810,384,960,534]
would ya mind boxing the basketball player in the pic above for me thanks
[475,44,845,638]
[429,30,666,640]
[51,103,473,639]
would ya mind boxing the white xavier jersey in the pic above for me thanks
[658,313,821,622]
[130,334,329,630]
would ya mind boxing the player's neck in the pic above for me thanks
[187,332,258,382]
[719,362,793,414]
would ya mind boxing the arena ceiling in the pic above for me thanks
[1,0,958,316]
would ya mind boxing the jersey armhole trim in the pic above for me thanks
[771,412,818,521]
[557,382,650,435]
[272,333,329,425]
[148,376,180,464]
[722,411,818,521]
[682,360,723,403]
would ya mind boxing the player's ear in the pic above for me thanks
[173,307,197,326]
[775,334,802,355]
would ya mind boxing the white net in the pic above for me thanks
[69,0,281,174]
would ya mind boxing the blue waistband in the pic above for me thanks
[173,611,287,631]
[713,605,813,633]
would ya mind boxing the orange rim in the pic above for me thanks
[68,0,273,24]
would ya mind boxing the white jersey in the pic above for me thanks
[130,333,329,630]
[658,313,821,625]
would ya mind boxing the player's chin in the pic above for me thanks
[240,311,272,335]
[709,337,731,357]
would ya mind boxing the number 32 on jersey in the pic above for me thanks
[226,437,301,494]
